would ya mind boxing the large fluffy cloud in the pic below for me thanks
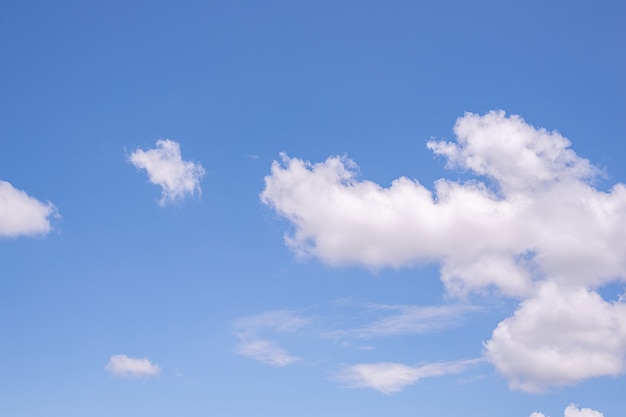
[261,111,626,391]
[105,354,161,378]
[261,111,626,296]
[485,282,626,392]
[129,139,205,205]
[0,180,58,237]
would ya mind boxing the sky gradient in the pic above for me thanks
[1,1,625,416]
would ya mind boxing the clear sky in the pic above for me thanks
[1,1,625,416]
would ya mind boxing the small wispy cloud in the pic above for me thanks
[232,302,481,388]
[233,310,310,334]
[232,310,310,367]
[235,338,301,367]
[325,303,477,339]
[0,180,59,237]
[129,139,205,205]
[105,354,161,378]
[334,359,481,394]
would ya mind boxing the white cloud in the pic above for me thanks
[485,282,626,392]
[427,112,597,194]
[261,111,626,390]
[261,111,626,296]
[129,139,205,205]
[0,180,58,237]
[335,359,479,394]
[105,354,161,378]
[530,404,604,417]
[233,310,309,367]
[563,404,604,417]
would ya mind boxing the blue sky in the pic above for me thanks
[1,1,625,416]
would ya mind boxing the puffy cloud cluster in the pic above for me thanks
[105,354,161,378]
[129,139,205,205]
[0,180,58,237]
[261,111,626,391]
[428,112,597,194]
[531,404,604,417]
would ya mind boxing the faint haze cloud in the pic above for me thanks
[323,303,479,340]
[232,310,310,367]
[105,354,161,378]
[0,180,59,237]
[232,301,479,382]
[129,139,205,206]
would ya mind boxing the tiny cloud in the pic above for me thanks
[0,180,59,237]
[105,354,161,378]
[129,139,205,205]
[530,403,604,417]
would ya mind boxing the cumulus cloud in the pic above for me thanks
[335,359,479,394]
[261,111,626,391]
[232,310,309,367]
[563,404,604,417]
[485,282,626,392]
[129,139,205,205]
[105,354,161,378]
[0,180,58,237]
[427,112,597,194]
[530,404,604,417]
[261,111,626,295]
